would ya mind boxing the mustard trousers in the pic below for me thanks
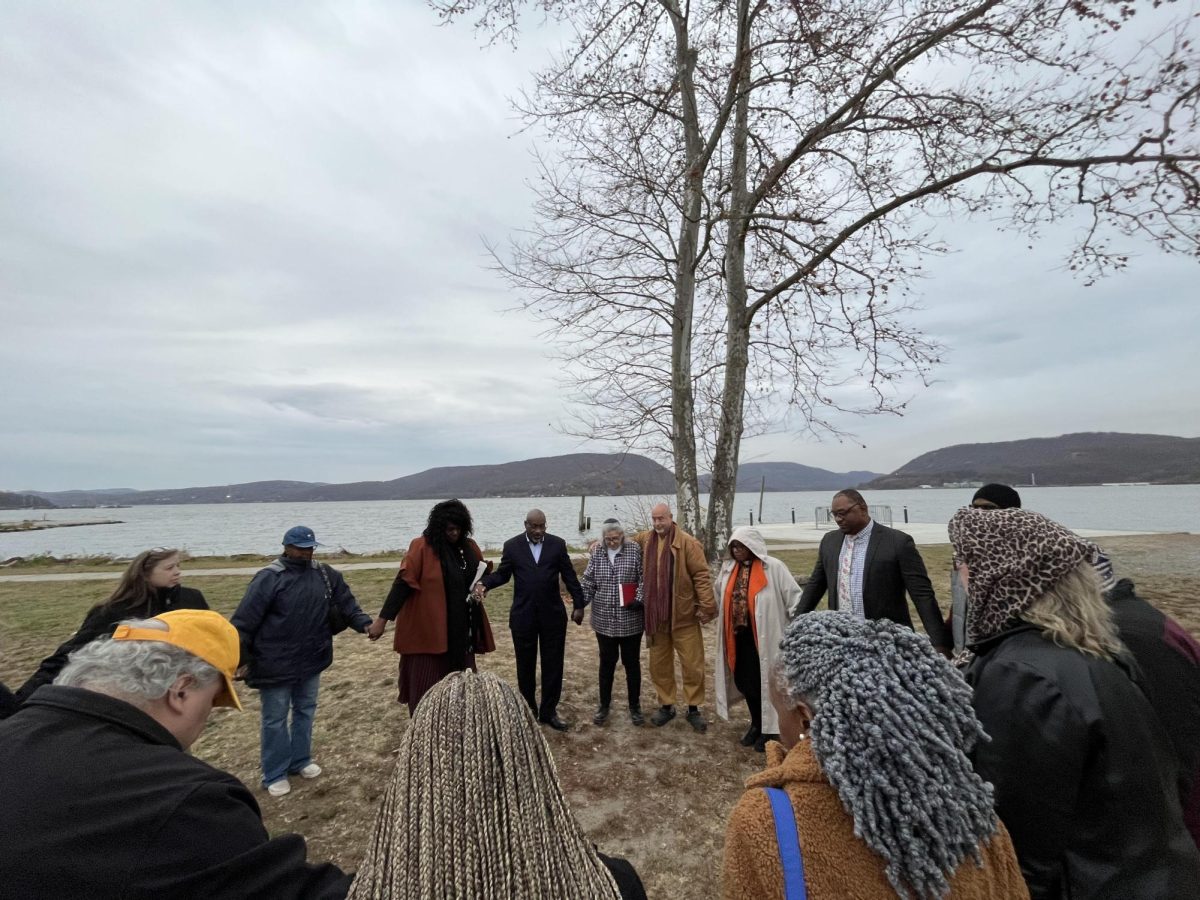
[647,622,706,707]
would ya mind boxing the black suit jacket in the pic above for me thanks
[797,522,950,648]
[483,533,584,631]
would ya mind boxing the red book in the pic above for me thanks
[619,583,638,607]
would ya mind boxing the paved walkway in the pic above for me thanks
[0,560,409,584]
[755,521,1154,547]
[0,522,1158,583]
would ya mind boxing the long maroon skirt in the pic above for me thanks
[397,652,477,715]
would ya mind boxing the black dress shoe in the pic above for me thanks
[740,725,761,747]
[629,707,645,726]
[539,714,570,732]
[593,706,610,726]
[650,705,676,727]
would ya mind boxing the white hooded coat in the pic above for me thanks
[714,526,804,735]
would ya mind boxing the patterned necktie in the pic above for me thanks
[838,535,861,618]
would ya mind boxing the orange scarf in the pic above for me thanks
[723,559,767,669]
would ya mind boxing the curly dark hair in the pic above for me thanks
[423,499,474,554]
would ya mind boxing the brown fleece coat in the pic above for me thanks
[634,527,716,629]
[723,741,1029,900]
[391,537,495,655]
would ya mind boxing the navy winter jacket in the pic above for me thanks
[232,557,370,689]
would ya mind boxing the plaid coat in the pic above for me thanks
[581,540,645,638]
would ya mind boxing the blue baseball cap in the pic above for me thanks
[282,525,322,548]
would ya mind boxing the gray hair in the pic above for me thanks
[55,618,221,709]
[776,612,997,899]
[600,518,625,535]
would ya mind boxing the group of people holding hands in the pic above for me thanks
[2,485,1199,898]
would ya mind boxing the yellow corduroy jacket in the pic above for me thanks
[722,740,1030,900]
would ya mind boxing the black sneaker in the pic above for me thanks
[592,705,610,725]
[686,708,708,733]
[740,725,761,747]
[630,707,644,726]
[650,705,676,727]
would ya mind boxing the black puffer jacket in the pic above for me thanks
[232,557,370,688]
[965,624,1200,899]
[15,585,208,706]
[0,686,351,898]
[1109,578,1200,849]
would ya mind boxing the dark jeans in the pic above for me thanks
[597,632,642,709]
[732,627,761,730]
[512,606,567,720]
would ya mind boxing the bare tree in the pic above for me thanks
[433,0,1199,557]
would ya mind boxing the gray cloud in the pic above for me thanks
[1,2,1196,491]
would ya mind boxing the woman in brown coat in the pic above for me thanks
[368,500,494,714]
[723,612,1029,900]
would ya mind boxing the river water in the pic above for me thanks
[2,484,1197,559]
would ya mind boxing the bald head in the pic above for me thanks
[524,509,547,543]
[651,504,674,535]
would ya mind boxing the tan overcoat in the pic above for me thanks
[634,525,716,630]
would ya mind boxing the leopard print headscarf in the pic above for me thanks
[948,506,1102,649]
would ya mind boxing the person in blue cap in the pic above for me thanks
[232,526,373,798]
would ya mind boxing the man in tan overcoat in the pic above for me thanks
[634,503,717,732]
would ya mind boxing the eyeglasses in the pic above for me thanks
[830,505,863,519]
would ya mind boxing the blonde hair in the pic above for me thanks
[1021,562,1125,661]
[349,671,622,899]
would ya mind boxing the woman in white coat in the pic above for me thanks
[714,526,803,752]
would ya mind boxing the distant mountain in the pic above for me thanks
[301,453,674,500]
[30,453,675,506]
[865,432,1200,488]
[0,491,56,510]
[32,482,325,507]
[700,462,884,492]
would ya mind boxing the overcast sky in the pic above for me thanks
[2,2,1196,492]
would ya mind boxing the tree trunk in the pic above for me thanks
[667,12,705,543]
[705,2,753,559]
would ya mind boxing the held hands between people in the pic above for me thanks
[571,608,585,626]
[366,617,388,641]
[471,584,487,602]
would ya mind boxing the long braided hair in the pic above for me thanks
[775,612,997,899]
[349,671,622,899]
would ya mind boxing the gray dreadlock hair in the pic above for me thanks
[775,612,998,900]
[349,671,622,900]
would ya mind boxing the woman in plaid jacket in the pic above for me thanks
[579,519,645,726]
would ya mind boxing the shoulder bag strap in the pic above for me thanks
[763,786,808,900]
[316,561,333,607]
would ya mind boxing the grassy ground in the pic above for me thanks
[1,535,1197,895]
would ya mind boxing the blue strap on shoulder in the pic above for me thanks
[764,786,808,900]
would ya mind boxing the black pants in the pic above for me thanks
[511,606,567,720]
[597,633,642,709]
[732,627,762,731]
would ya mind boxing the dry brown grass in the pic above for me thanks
[1,535,1197,896]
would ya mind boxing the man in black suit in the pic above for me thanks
[475,509,584,731]
[798,489,951,652]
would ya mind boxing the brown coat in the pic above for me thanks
[723,741,1029,900]
[391,537,495,656]
[634,527,716,630]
